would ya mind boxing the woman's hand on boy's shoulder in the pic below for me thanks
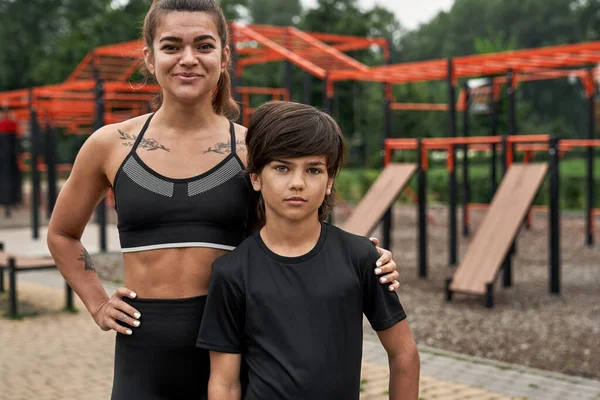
[369,237,400,292]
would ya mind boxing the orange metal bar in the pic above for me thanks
[421,147,429,171]
[391,103,448,111]
[239,53,288,67]
[288,27,370,73]
[384,142,392,167]
[235,86,289,96]
[446,145,455,172]
[66,53,93,82]
[384,138,418,151]
[234,24,326,79]
[506,141,514,169]
[560,139,600,147]
[242,92,250,127]
[506,134,550,143]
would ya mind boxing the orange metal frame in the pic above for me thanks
[384,136,600,236]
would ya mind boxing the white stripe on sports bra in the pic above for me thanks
[121,242,236,253]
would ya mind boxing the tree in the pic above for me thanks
[247,0,301,26]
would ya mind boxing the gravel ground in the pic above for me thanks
[355,205,600,380]
[2,202,599,379]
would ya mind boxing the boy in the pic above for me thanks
[197,101,420,399]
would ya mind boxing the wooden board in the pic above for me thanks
[450,163,548,295]
[342,163,417,236]
[0,252,56,269]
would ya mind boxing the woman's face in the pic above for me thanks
[144,11,229,105]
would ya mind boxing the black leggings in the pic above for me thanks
[111,295,209,400]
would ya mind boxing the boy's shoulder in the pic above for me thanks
[212,235,260,276]
[325,223,379,264]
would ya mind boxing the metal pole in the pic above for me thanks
[230,38,243,120]
[447,58,458,266]
[230,37,238,100]
[303,72,312,105]
[92,53,107,253]
[502,136,512,287]
[490,81,498,200]
[45,120,57,219]
[549,137,561,294]
[29,89,40,240]
[382,83,393,251]
[507,70,518,254]
[586,88,595,246]
[285,61,293,102]
[9,257,17,317]
[417,138,428,278]
[462,83,470,237]
[322,74,332,113]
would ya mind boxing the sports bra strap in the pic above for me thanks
[132,113,155,151]
[229,121,236,154]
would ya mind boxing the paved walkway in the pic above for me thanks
[1,225,600,399]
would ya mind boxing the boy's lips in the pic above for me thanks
[285,196,307,205]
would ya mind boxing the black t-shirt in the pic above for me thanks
[197,222,407,400]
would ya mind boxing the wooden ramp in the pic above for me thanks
[342,163,417,236]
[448,163,548,306]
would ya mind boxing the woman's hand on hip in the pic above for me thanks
[93,287,142,335]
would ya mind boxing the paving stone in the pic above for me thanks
[3,274,600,400]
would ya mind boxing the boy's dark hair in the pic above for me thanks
[246,101,346,225]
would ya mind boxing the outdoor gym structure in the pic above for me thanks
[1,25,600,306]
[0,24,386,245]
[325,42,600,256]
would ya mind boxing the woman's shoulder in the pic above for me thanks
[87,113,153,150]
[231,120,248,165]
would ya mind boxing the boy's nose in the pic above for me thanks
[288,174,306,190]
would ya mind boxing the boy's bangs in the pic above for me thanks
[267,119,341,170]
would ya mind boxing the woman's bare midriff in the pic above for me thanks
[122,247,230,298]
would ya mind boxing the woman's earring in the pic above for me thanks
[326,188,331,195]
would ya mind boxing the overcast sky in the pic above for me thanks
[300,0,454,30]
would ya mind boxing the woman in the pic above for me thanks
[47,0,401,398]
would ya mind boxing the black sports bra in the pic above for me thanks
[112,114,250,253]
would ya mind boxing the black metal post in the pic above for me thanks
[229,39,243,119]
[549,137,561,294]
[66,282,74,310]
[45,121,57,219]
[9,257,17,317]
[507,70,518,254]
[586,90,595,246]
[449,145,458,267]
[230,39,238,101]
[507,69,517,139]
[303,72,312,105]
[285,61,293,102]
[417,139,428,278]
[501,136,512,287]
[322,74,332,114]
[490,82,498,200]
[29,89,41,240]
[92,54,107,253]
[0,242,4,293]
[447,58,458,266]
[382,83,393,251]
[462,83,470,236]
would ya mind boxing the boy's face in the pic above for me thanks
[250,155,334,223]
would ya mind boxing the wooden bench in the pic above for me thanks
[0,242,73,318]
[342,163,417,236]
[446,163,548,307]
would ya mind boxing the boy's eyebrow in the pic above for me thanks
[159,35,216,43]
[272,159,326,166]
